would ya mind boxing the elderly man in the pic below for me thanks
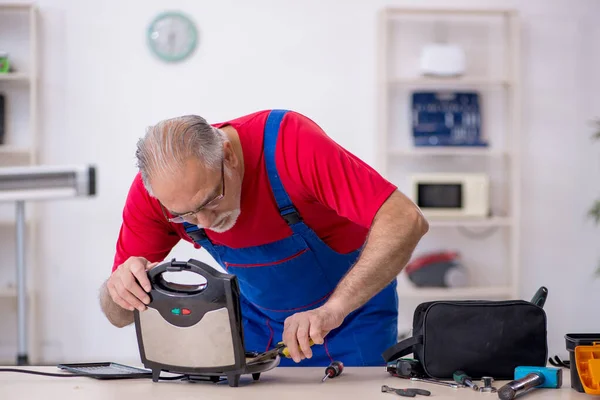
[99,109,428,366]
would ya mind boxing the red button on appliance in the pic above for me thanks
[182,308,191,315]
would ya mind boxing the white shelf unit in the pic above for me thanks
[388,147,509,157]
[0,286,16,298]
[0,3,40,364]
[0,2,38,167]
[427,217,513,228]
[376,8,521,312]
[0,72,31,82]
[389,77,511,88]
[400,285,513,300]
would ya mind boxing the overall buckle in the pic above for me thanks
[186,227,208,242]
[281,206,302,225]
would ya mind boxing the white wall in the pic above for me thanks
[0,0,598,364]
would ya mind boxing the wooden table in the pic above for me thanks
[0,366,590,399]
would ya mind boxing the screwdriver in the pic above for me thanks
[248,339,315,363]
[321,361,344,382]
[453,370,479,391]
[281,339,315,359]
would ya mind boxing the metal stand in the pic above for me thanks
[0,164,96,366]
[15,200,28,366]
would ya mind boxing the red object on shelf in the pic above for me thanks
[404,251,460,275]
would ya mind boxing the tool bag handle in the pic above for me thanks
[147,258,228,294]
[382,335,423,362]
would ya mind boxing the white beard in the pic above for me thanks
[207,209,241,233]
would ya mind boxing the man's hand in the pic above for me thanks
[282,304,346,363]
[279,191,427,363]
[106,257,158,312]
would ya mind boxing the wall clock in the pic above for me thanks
[147,11,198,63]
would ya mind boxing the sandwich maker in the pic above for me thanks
[133,258,279,387]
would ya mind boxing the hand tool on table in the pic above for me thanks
[382,385,431,397]
[497,366,562,400]
[410,377,461,388]
[530,286,548,308]
[247,339,315,364]
[321,361,344,382]
[453,370,479,391]
[478,376,497,393]
[386,358,426,378]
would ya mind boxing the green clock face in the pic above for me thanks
[147,11,198,62]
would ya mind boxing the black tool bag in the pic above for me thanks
[382,300,548,380]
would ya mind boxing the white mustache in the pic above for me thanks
[207,209,240,233]
[212,215,228,229]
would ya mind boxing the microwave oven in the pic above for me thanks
[409,173,490,219]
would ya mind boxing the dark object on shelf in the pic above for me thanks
[405,251,468,288]
[0,93,5,145]
[411,91,487,147]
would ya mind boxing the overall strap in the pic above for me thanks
[183,221,212,248]
[264,109,302,226]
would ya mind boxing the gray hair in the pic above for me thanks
[136,115,227,196]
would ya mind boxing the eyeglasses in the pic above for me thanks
[164,160,225,224]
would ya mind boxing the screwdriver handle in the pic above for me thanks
[280,339,315,358]
[326,361,344,377]
[453,370,468,384]
[453,370,479,391]
[322,361,344,382]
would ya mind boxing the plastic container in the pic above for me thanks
[575,343,600,395]
[565,333,600,393]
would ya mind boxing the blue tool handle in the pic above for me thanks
[514,366,561,388]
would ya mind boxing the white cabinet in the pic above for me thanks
[376,8,522,333]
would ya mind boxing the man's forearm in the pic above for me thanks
[325,190,429,317]
[99,280,135,328]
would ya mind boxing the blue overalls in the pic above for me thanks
[184,110,398,366]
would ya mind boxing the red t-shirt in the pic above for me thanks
[112,110,397,272]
